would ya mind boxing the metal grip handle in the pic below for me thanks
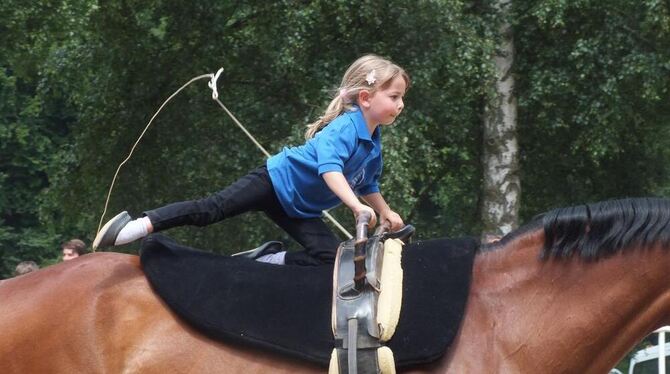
[355,211,371,245]
[353,211,372,292]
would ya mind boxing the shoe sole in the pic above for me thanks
[232,241,283,259]
[93,211,131,250]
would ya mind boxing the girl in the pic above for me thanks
[94,54,409,266]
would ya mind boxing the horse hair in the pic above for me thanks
[542,197,670,259]
[480,197,670,260]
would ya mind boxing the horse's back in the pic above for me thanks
[0,252,322,373]
[0,253,150,372]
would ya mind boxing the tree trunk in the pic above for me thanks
[480,0,520,238]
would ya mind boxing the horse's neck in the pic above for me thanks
[442,232,670,374]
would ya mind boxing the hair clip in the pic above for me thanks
[365,69,376,85]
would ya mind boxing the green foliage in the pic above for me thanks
[29,0,501,262]
[513,0,670,218]
[0,0,92,276]
[2,0,670,280]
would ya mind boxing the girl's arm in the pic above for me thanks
[322,171,377,227]
[361,192,404,231]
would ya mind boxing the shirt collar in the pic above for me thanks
[349,106,380,142]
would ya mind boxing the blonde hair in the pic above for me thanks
[305,54,410,139]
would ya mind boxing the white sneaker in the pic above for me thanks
[92,211,132,250]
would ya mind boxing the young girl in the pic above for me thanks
[94,54,409,266]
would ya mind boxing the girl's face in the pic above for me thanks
[366,75,407,126]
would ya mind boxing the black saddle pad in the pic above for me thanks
[140,233,477,367]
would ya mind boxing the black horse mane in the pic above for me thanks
[484,197,670,260]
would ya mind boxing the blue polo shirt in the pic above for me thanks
[267,107,383,218]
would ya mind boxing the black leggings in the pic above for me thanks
[143,166,340,265]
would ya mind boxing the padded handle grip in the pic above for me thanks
[355,211,372,245]
[382,224,415,244]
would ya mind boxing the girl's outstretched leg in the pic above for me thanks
[95,166,276,250]
[264,206,341,265]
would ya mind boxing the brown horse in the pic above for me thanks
[1,197,669,373]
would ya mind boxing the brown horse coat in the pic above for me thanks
[2,197,670,373]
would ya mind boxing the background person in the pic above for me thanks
[61,238,87,261]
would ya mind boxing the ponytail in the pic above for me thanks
[305,95,349,139]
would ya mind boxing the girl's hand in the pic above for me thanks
[380,209,404,231]
[353,204,377,228]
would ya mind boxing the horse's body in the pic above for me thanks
[2,198,670,373]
